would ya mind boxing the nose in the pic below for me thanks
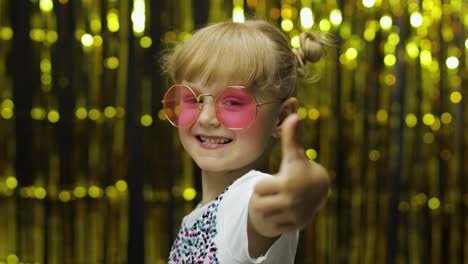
[196,95,221,128]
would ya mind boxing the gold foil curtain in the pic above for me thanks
[1,0,130,263]
[0,0,466,264]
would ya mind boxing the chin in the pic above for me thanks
[193,156,242,173]
[195,156,259,174]
[196,159,234,171]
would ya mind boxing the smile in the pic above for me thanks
[196,135,233,146]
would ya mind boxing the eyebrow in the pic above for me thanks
[183,83,253,96]
[183,83,220,96]
[183,83,202,93]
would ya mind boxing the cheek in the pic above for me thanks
[241,116,277,149]
[178,128,191,148]
[255,109,279,137]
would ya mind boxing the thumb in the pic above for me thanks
[280,113,303,162]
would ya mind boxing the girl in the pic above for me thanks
[161,19,331,263]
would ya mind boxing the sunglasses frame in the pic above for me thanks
[161,84,283,130]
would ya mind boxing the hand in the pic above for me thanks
[249,114,330,237]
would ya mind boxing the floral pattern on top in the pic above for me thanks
[168,190,227,264]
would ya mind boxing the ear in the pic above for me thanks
[272,97,299,138]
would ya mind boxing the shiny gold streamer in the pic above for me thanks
[0,0,466,264]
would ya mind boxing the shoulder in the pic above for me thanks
[217,170,270,224]
[230,170,273,189]
[215,170,299,263]
[220,170,272,207]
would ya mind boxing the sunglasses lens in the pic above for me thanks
[216,87,256,129]
[163,85,199,127]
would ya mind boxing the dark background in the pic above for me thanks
[0,0,466,263]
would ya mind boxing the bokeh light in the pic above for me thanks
[183,187,197,201]
[81,34,94,47]
[406,42,419,58]
[47,110,60,123]
[1,2,467,263]
[233,6,245,22]
[345,48,358,60]
[380,15,393,30]
[450,91,462,104]
[330,9,342,25]
[300,8,314,29]
[410,12,423,27]
[291,35,300,48]
[132,0,146,34]
[107,9,120,32]
[319,19,331,32]
[446,56,459,69]
[281,19,294,32]
[140,36,152,48]
[140,114,153,127]
[306,149,317,160]
[362,0,376,8]
[40,0,53,12]
[405,113,418,127]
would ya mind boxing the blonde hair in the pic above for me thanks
[161,20,331,98]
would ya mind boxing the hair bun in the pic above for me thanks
[300,32,325,62]
[293,31,331,68]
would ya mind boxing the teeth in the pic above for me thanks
[199,136,230,145]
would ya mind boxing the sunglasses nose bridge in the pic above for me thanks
[197,93,215,100]
[196,94,216,109]
[196,94,220,126]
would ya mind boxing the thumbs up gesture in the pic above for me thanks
[249,114,330,238]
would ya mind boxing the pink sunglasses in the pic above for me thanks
[162,85,283,130]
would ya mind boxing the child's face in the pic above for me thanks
[178,81,280,174]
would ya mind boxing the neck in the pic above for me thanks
[200,170,246,205]
[200,153,271,205]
